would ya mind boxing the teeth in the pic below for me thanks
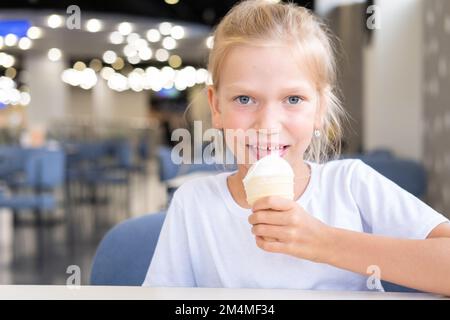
[248,145,284,150]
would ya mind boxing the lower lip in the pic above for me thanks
[247,145,290,160]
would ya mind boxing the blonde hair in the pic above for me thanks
[207,0,347,163]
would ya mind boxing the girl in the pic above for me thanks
[143,0,450,295]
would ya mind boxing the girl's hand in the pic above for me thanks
[248,196,332,263]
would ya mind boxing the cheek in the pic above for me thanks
[285,111,315,136]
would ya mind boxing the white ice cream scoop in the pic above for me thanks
[243,154,295,207]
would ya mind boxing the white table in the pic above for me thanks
[0,285,447,300]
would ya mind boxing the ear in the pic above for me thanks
[207,85,223,129]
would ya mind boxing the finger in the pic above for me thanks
[248,210,292,226]
[255,236,285,253]
[252,196,295,212]
[251,224,292,242]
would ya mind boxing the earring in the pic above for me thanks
[314,129,321,138]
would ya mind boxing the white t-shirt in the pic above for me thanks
[142,159,448,290]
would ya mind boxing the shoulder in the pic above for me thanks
[312,158,378,191]
[318,158,367,178]
[167,171,233,224]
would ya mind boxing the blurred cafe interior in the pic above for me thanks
[0,0,449,286]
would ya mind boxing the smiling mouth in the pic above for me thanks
[246,144,290,160]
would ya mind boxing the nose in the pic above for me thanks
[254,103,282,135]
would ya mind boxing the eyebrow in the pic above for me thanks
[225,82,314,92]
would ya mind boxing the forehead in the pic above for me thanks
[219,43,315,91]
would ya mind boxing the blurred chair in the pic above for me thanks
[0,147,65,265]
[0,194,55,211]
[1,147,65,191]
[341,149,394,161]
[138,134,151,162]
[0,146,26,186]
[0,147,65,219]
[157,145,224,182]
[90,212,165,286]
[29,148,66,191]
[64,139,133,219]
[157,146,180,182]
[157,145,236,203]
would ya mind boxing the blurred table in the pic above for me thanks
[0,285,447,300]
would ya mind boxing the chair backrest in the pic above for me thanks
[0,146,25,178]
[157,146,179,181]
[90,212,166,286]
[107,139,133,168]
[25,148,66,189]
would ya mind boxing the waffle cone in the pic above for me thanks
[243,175,294,206]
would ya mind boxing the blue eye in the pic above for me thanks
[287,96,303,105]
[235,95,253,105]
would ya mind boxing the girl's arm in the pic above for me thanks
[249,196,450,296]
[324,222,450,296]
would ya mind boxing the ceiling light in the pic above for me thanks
[86,19,102,32]
[109,31,124,44]
[4,34,18,46]
[102,50,117,64]
[155,48,169,62]
[171,26,185,39]
[168,55,182,68]
[162,37,177,50]
[48,48,62,62]
[126,33,140,44]
[27,26,43,39]
[159,22,172,36]
[48,14,63,28]
[146,29,161,42]
[18,37,32,50]
[118,22,133,36]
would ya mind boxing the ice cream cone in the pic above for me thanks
[244,175,294,206]
[243,154,294,242]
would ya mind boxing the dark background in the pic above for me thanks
[0,0,315,26]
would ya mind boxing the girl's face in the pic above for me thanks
[208,43,324,172]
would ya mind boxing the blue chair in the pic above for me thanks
[341,149,394,161]
[157,145,229,182]
[0,147,65,213]
[0,146,26,186]
[0,194,55,210]
[64,139,133,217]
[138,134,151,162]
[28,148,66,191]
[90,212,166,286]
[0,147,65,190]
[157,146,180,182]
